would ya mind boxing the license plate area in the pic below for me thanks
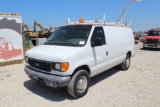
[30,75,57,87]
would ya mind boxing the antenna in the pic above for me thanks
[103,14,105,20]
[121,18,123,24]
[103,14,106,23]
[67,18,70,24]
[130,20,132,27]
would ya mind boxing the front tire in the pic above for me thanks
[120,54,131,70]
[67,69,90,98]
[143,47,147,50]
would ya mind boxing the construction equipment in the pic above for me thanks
[22,23,30,33]
[0,37,22,60]
[34,20,55,38]
[34,20,45,37]
[22,23,39,38]
[44,26,53,33]
[22,21,56,47]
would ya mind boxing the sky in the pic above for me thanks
[0,0,159,32]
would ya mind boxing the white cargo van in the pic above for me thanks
[24,18,134,98]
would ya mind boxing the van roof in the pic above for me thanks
[66,18,131,28]
[66,23,131,27]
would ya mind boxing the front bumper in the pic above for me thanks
[143,44,160,48]
[24,66,71,87]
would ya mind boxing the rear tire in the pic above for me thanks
[120,54,131,70]
[67,69,90,98]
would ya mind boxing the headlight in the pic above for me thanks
[25,57,29,63]
[55,63,61,70]
[55,62,69,72]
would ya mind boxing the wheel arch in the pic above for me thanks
[127,51,131,57]
[72,65,91,76]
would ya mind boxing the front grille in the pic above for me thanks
[28,58,51,72]
[146,39,158,44]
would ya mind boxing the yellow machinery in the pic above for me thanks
[0,13,56,38]
[44,26,57,33]
[34,20,57,37]
[22,23,39,38]
[22,23,30,33]
[23,20,57,38]
[44,26,53,33]
[34,20,45,36]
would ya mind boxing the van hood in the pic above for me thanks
[26,45,82,62]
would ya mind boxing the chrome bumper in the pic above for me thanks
[144,44,160,48]
[24,66,71,87]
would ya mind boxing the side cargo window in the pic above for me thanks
[91,27,106,45]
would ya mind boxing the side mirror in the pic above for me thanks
[91,37,103,47]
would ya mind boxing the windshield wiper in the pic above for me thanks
[64,43,77,46]
[44,42,68,46]
[63,43,83,46]
[44,42,53,45]
[44,42,82,46]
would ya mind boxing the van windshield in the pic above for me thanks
[44,25,92,46]
[148,31,160,36]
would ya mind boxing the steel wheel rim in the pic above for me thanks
[76,76,87,93]
[126,57,130,68]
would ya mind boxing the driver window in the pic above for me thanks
[91,27,106,45]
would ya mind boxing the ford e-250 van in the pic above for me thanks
[24,19,134,98]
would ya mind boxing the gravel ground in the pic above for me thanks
[0,43,160,107]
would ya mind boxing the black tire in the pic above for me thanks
[143,47,147,50]
[67,69,90,98]
[120,54,131,70]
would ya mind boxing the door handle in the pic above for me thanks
[106,51,108,56]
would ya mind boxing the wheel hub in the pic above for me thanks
[126,58,130,68]
[76,76,87,93]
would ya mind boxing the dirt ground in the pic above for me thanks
[0,43,160,107]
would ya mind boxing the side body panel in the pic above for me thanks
[90,26,134,77]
